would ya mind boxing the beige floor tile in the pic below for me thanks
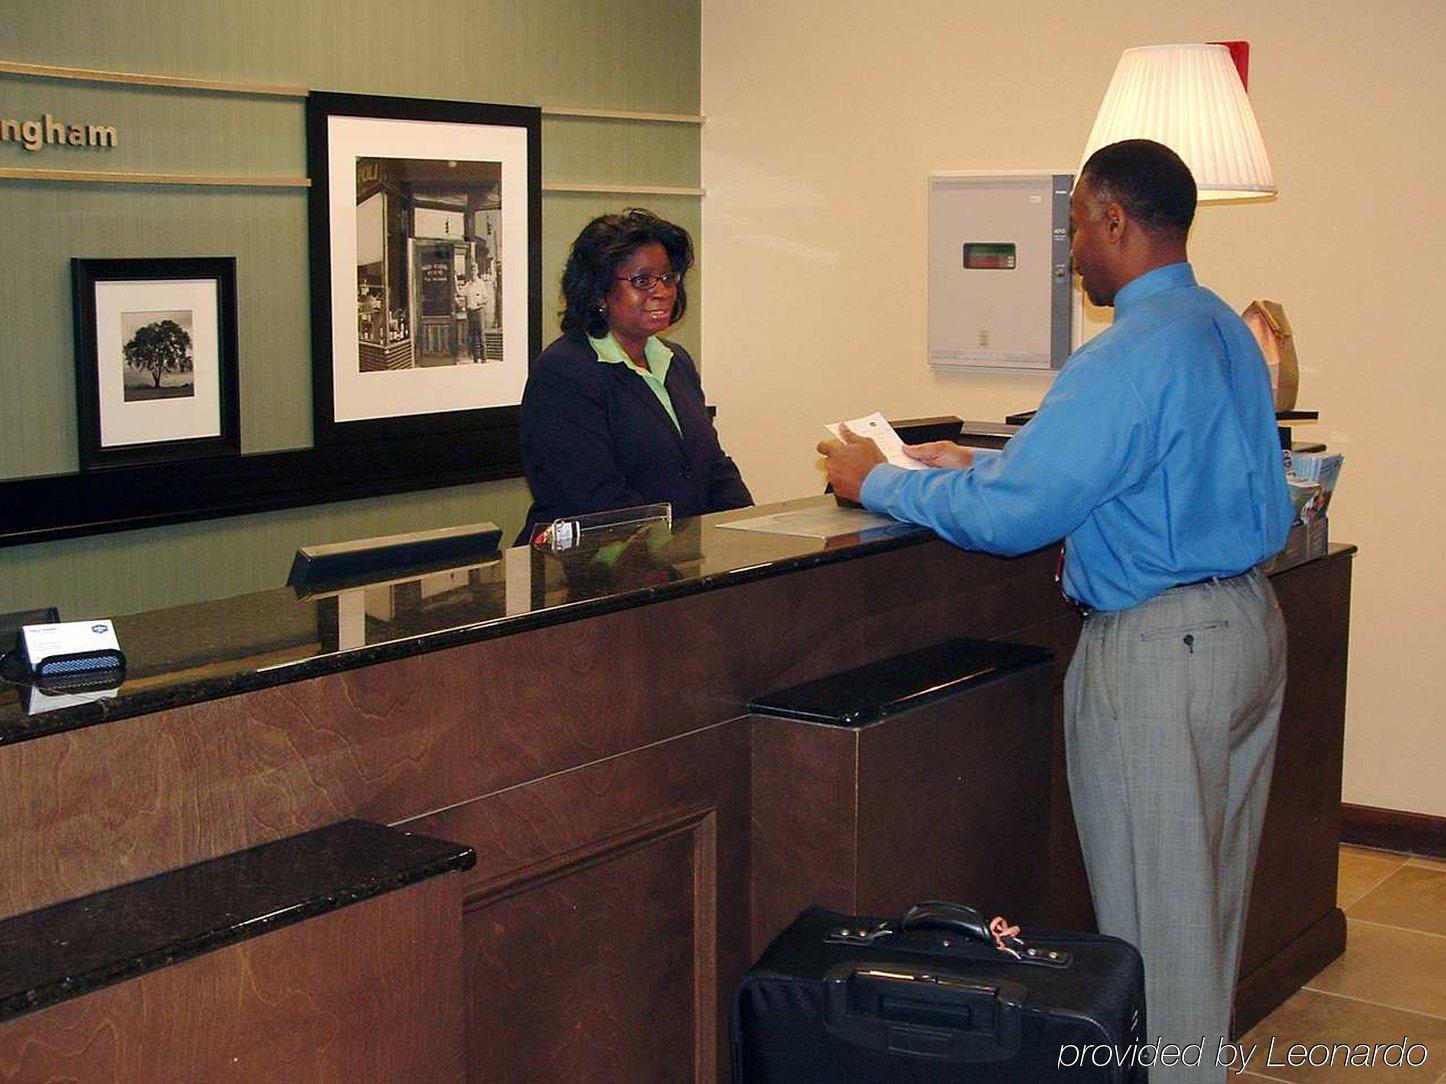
[1406,853,1446,874]
[1230,988,1445,1082]
[1338,847,1407,908]
[1306,920,1446,1018]
[1342,843,1408,859]
[1348,866,1446,937]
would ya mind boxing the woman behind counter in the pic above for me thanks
[517,208,752,542]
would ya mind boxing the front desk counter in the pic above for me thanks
[0,496,1354,1081]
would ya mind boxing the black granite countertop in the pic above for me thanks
[0,496,930,747]
[0,819,475,1022]
[0,493,1355,750]
[750,637,1055,727]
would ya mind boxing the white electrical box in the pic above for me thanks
[928,172,1075,371]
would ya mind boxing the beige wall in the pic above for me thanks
[701,1,1446,816]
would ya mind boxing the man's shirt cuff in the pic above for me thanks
[859,463,907,509]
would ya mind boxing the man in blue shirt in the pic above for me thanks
[820,140,1294,1082]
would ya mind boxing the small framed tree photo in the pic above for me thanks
[71,257,240,470]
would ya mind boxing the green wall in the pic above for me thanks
[0,1,701,617]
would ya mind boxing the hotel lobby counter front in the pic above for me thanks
[0,496,1355,1082]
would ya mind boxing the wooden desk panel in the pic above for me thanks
[749,660,1056,959]
[0,520,1353,1078]
[0,876,464,1083]
[408,720,749,1084]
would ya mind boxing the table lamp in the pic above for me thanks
[1079,42,1275,200]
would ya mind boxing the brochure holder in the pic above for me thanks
[532,503,672,553]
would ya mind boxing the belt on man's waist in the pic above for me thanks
[1072,568,1251,620]
[1168,568,1251,591]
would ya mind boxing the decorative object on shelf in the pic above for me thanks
[1080,42,1274,201]
[306,91,541,445]
[1242,299,1299,410]
[71,256,240,470]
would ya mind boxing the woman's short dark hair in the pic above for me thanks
[559,208,694,338]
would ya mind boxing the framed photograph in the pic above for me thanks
[71,257,240,470]
[306,91,541,445]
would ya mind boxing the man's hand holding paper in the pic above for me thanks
[817,412,975,503]
[901,440,975,470]
[822,412,930,471]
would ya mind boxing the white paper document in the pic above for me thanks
[824,412,928,470]
[716,506,898,539]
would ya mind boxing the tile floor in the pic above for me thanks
[1231,845,1446,1082]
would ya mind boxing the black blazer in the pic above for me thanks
[517,332,753,541]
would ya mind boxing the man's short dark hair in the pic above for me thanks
[560,208,693,338]
[1079,139,1197,239]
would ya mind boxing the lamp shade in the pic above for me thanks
[1080,43,1275,200]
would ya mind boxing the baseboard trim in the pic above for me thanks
[1341,803,1446,858]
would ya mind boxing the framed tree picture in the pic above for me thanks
[306,91,541,445]
[71,257,240,470]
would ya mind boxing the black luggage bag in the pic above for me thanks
[731,902,1147,1083]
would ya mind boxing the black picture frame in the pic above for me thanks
[305,91,542,446]
[71,256,240,471]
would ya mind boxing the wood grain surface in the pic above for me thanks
[749,719,860,955]
[0,876,464,1083]
[750,661,1055,958]
[855,665,1053,922]
[0,542,1059,921]
[0,540,1353,1077]
[1233,552,1353,1031]
[410,722,748,1083]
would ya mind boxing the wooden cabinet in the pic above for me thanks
[0,515,1352,1079]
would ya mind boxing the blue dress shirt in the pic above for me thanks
[861,263,1295,612]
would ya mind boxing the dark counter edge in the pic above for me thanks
[0,518,934,747]
[0,423,524,550]
[1,532,1356,750]
[749,638,1055,727]
[0,819,475,1024]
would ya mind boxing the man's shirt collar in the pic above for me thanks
[1114,261,1196,315]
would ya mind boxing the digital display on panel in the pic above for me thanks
[962,242,1017,270]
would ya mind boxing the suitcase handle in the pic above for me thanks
[900,900,993,943]
[899,901,1073,968]
[822,962,1025,1064]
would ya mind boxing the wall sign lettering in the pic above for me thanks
[1,112,118,153]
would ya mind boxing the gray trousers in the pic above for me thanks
[1065,569,1287,1084]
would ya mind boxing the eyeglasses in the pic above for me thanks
[615,270,680,291]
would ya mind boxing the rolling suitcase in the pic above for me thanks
[731,901,1147,1083]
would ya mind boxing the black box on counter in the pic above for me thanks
[1261,515,1328,575]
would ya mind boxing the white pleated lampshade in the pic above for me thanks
[1080,43,1275,200]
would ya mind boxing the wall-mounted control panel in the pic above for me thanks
[928,172,1076,371]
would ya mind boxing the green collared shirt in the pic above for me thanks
[587,332,681,435]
